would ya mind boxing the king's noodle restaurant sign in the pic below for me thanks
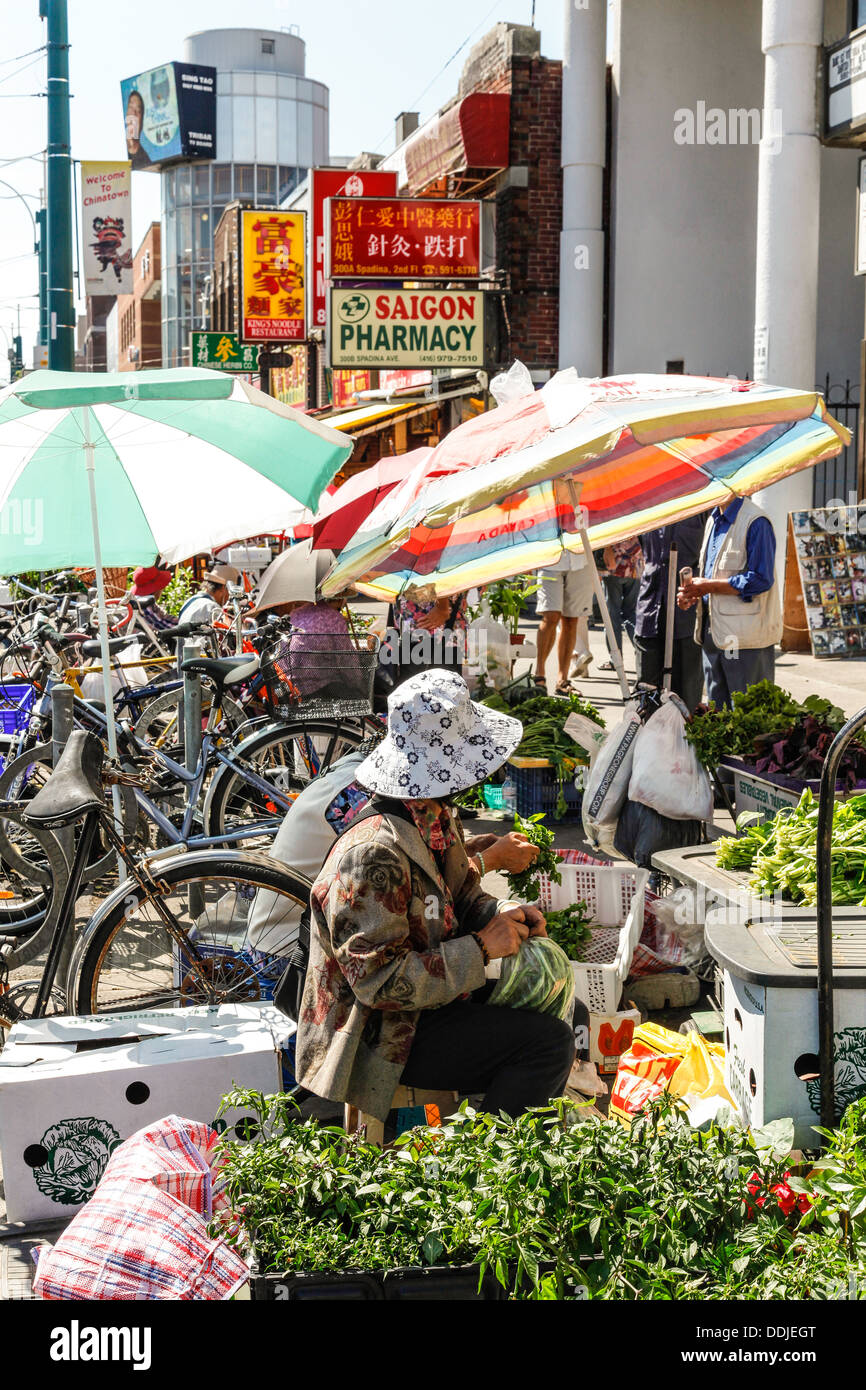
[329,288,484,369]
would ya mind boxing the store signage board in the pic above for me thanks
[191,331,260,372]
[80,161,133,295]
[825,31,866,142]
[329,287,485,369]
[309,169,397,329]
[327,197,481,279]
[240,210,306,342]
[792,503,866,658]
[270,352,308,409]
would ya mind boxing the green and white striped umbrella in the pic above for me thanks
[0,367,352,572]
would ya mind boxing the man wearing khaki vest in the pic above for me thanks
[676,496,781,708]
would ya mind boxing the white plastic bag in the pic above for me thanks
[582,702,642,849]
[489,359,535,407]
[80,639,147,699]
[628,696,713,822]
[464,600,511,691]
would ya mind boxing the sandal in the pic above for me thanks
[599,660,614,672]
[555,680,575,696]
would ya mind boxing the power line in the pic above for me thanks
[0,54,45,89]
[0,45,46,69]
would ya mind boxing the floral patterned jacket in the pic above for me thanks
[296,804,498,1120]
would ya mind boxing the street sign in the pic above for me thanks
[191,331,260,372]
[327,198,481,279]
[329,287,485,369]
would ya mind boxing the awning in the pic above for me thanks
[326,385,480,439]
[382,92,511,195]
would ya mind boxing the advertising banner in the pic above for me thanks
[191,331,260,372]
[327,198,481,279]
[120,62,216,170]
[271,352,309,409]
[379,368,433,393]
[241,210,306,342]
[309,168,397,329]
[330,288,485,369]
[330,369,372,409]
[80,161,133,295]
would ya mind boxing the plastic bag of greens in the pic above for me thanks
[488,937,575,1020]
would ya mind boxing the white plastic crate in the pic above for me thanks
[536,858,649,1013]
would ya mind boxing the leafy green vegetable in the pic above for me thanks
[545,901,594,960]
[715,788,866,905]
[505,811,561,902]
[685,680,804,769]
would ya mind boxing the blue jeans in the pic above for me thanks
[603,575,639,659]
[701,633,775,709]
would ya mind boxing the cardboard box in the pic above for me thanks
[589,1007,642,1074]
[723,970,866,1148]
[0,1003,295,1224]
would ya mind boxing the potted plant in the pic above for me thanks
[476,575,539,644]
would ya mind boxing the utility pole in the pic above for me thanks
[36,208,49,357]
[559,0,606,375]
[41,0,75,371]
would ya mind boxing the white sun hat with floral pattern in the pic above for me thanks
[355,668,523,800]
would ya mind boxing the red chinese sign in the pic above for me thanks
[241,209,306,342]
[309,169,397,329]
[379,368,433,393]
[330,369,372,409]
[327,198,481,280]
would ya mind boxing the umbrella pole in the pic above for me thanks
[663,543,678,694]
[579,527,630,699]
[82,406,126,878]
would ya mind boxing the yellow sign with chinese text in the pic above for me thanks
[241,209,306,342]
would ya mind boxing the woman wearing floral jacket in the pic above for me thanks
[296,669,577,1124]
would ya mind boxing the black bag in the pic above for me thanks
[272,797,416,1024]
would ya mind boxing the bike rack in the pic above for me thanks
[815,700,866,1131]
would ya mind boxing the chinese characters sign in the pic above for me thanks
[330,370,372,409]
[327,198,481,279]
[271,351,308,409]
[330,288,485,369]
[309,169,397,329]
[241,210,306,342]
[191,331,260,372]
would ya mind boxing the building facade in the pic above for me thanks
[116,223,162,372]
[161,27,329,367]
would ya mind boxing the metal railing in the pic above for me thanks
[812,374,860,506]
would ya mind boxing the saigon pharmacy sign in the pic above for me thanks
[329,288,485,369]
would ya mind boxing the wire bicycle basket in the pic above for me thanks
[259,630,380,721]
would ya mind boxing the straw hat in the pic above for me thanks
[355,668,522,800]
[204,562,241,586]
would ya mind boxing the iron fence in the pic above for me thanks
[813,374,860,507]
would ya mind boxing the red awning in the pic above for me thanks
[401,92,511,194]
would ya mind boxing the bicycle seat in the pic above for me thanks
[80,635,138,659]
[23,729,105,829]
[181,653,260,688]
[129,595,157,611]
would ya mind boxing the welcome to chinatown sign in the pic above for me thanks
[330,288,485,369]
[327,198,481,279]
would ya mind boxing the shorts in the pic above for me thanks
[536,566,595,619]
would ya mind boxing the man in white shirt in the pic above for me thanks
[533,551,594,695]
[177,562,240,626]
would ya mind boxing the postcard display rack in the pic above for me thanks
[792,504,866,658]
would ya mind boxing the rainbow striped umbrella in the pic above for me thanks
[322,373,849,601]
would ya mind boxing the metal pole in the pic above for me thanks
[50,683,75,971]
[815,703,866,1134]
[183,641,204,919]
[42,0,75,371]
[579,528,630,700]
[559,0,605,374]
[36,208,49,352]
[662,543,678,694]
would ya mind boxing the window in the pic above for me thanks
[257,165,275,201]
[175,165,191,204]
[235,164,254,198]
[192,165,210,204]
[666,359,684,375]
[261,36,275,54]
[853,1,866,32]
[279,166,300,202]
[213,164,231,198]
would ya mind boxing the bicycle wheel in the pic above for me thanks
[133,685,246,753]
[0,743,137,883]
[70,850,311,1014]
[202,718,367,846]
[0,805,69,958]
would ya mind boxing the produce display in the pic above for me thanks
[214,1088,866,1300]
[715,789,866,905]
[544,901,594,961]
[685,680,846,771]
[504,811,561,902]
[489,936,576,1020]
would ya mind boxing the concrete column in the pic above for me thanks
[753,0,824,550]
[559,0,606,376]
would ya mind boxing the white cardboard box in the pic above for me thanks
[0,1003,295,1224]
[589,1007,642,1074]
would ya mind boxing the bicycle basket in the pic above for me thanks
[260,631,379,720]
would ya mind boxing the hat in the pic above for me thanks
[204,563,241,586]
[131,565,171,598]
[355,669,522,800]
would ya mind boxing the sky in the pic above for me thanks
[0,0,568,370]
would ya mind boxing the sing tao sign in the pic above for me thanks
[327,198,481,279]
[330,288,485,369]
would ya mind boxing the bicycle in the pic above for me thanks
[0,727,313,1025]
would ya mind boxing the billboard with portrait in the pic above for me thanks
[120,62,216,171]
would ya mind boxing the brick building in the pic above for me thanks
[380,22,563,378]
[116,223,162,372]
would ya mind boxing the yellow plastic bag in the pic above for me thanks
[610,1023,733,1127]
[668,1032,729,1106]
